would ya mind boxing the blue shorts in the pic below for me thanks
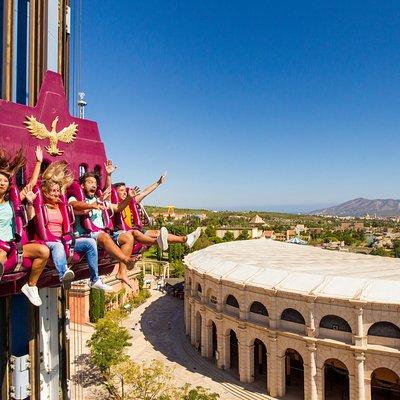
[89,230,124,245]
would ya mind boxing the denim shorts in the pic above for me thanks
[89,230,124,245]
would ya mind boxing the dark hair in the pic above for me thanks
[79,171,100,186]
[113,182,126,189]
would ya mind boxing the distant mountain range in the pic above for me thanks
[312,198,400,217]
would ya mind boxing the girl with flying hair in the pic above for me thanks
[0,146,50,306]
[39,161,112,291]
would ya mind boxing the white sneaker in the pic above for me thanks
[157,227,169,251]
[185,227,202,249]
[21,284,42,307]
[90,279,114,292]
[62,269,75,290]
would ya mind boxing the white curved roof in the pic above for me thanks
[184,239,400,304]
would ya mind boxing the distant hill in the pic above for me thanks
[312,198,400,217]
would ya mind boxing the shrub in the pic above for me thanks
[89,288,105,323]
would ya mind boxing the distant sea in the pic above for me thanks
[211,203,335,214]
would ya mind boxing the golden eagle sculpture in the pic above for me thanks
[24,115,78,156]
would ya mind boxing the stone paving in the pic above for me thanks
[70,290,287,399]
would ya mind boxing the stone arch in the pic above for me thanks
[320,315,352,332]
[368,322,400,339]
[324,358,350,400]
[284,348,304,398]
[281,308,306,324]
[253,338,268,390]
[195,311,202,352]
[249,301,269,316]
[206,319,218,361]
[225,294,239,308]
[229,329,239,376]
[371,367,400,399]
[196,282,202,293]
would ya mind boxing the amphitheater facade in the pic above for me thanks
[184,240,400,400]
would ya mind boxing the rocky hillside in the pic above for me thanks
[312,198,400,217]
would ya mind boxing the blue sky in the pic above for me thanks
[75,1,400,212]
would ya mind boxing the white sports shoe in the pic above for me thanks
[90,279,114,292]
[157,227,169,251]
[185,227,202,249]
[21,284,42,307]
[62,269,75,290]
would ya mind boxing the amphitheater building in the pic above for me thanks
[184,239,400,400]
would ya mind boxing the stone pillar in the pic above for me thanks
[306,343,318,400]
[190,308,196,346]
[217,332,229,369]
[307,302,316,337]
[354,306,367,347]
[267,334,279,397]
[201,314,207,357]
[184,297,191,335]
[151,264,154,276]
[364,377,371,400]
[239,342,253,383]
[355,352,366,400]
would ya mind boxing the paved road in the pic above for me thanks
[125,290,275,400]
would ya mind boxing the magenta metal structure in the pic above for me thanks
[0,71,115,296]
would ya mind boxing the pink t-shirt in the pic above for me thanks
[46,206,63,237]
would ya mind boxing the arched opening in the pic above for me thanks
[195,312,202,352]
[250,301,269,316]
[285,348,304,398]
[253,339,267,390]
[78,163,87,177]
[226,295,239,308]
[281,308,305,324]
[371,368,400,399]
[229,329,239,376]
[368,322,400,338]
[324,359,349,400]
[211,321,217,360]
[320,315,352,332]
[197,283,202,293]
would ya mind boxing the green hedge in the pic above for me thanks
[89,288,105,323]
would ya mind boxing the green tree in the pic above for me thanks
[236,230,250,240]
[88,310,131,374]
[223,231,234,242]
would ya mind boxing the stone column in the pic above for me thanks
[217,332,229,369]
[355,352,366,400]
[306,343,318,400]
[307,301,316,337]
[239,342,253,383]
[184,297,191,335]
[364,377,371,400]
[190,307,196,345]
[354,306,367,347]
[267,334,279,397]
[201,314,208,357]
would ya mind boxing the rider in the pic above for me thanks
[0,146,50,306]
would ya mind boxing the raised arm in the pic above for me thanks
[69,198,105,212]
[27,146,43,188]
[103,159,117,190]
[135,173,166,203]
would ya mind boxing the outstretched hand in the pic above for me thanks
[104,160,117,175]
[22,184,37,203]
[157,172,166,185]
[128,186,140,198]
[35,146,43,163]
[100,186,111,202]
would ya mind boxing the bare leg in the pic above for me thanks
[145,229,187,244]
[96,232,138,289]
[132,230,157,246]
[115,232,135,289]
[23,243,50,286]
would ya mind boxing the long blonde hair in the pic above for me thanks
[41,161,74,195]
